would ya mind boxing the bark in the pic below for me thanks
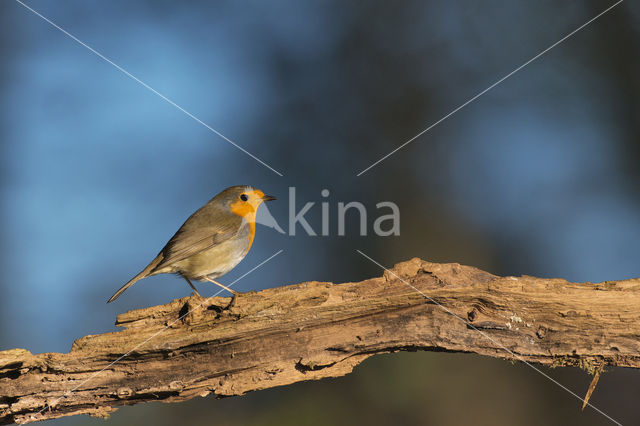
[2,258,639,424]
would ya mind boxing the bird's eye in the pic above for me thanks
[240,194,248,201]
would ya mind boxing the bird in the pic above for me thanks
[107,185,276,305]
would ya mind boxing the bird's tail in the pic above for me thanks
[107,254,164,303]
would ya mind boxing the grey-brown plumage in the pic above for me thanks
[108,185,275,303]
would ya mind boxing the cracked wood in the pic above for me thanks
[2,258,640,424]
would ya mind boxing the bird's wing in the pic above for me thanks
[152,219,242,272]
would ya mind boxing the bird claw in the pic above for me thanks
[225,293,237,310]
[207,294,238,315]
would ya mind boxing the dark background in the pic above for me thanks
[2,1,639,425]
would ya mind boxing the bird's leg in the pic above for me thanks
[202,276,238,295]
[202,276,238,309]
[183,277,202,298]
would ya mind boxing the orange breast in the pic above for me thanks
[230,199,255,217]
[230,199,257,255]
[245,221,256,254]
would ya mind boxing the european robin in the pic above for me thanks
[107,185,276,304]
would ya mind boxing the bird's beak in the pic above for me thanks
[262,195,276,202]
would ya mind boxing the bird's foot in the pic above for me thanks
[225,293,237,310]
[207,292,240,316]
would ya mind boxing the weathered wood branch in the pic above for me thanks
[2,258,640,424]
